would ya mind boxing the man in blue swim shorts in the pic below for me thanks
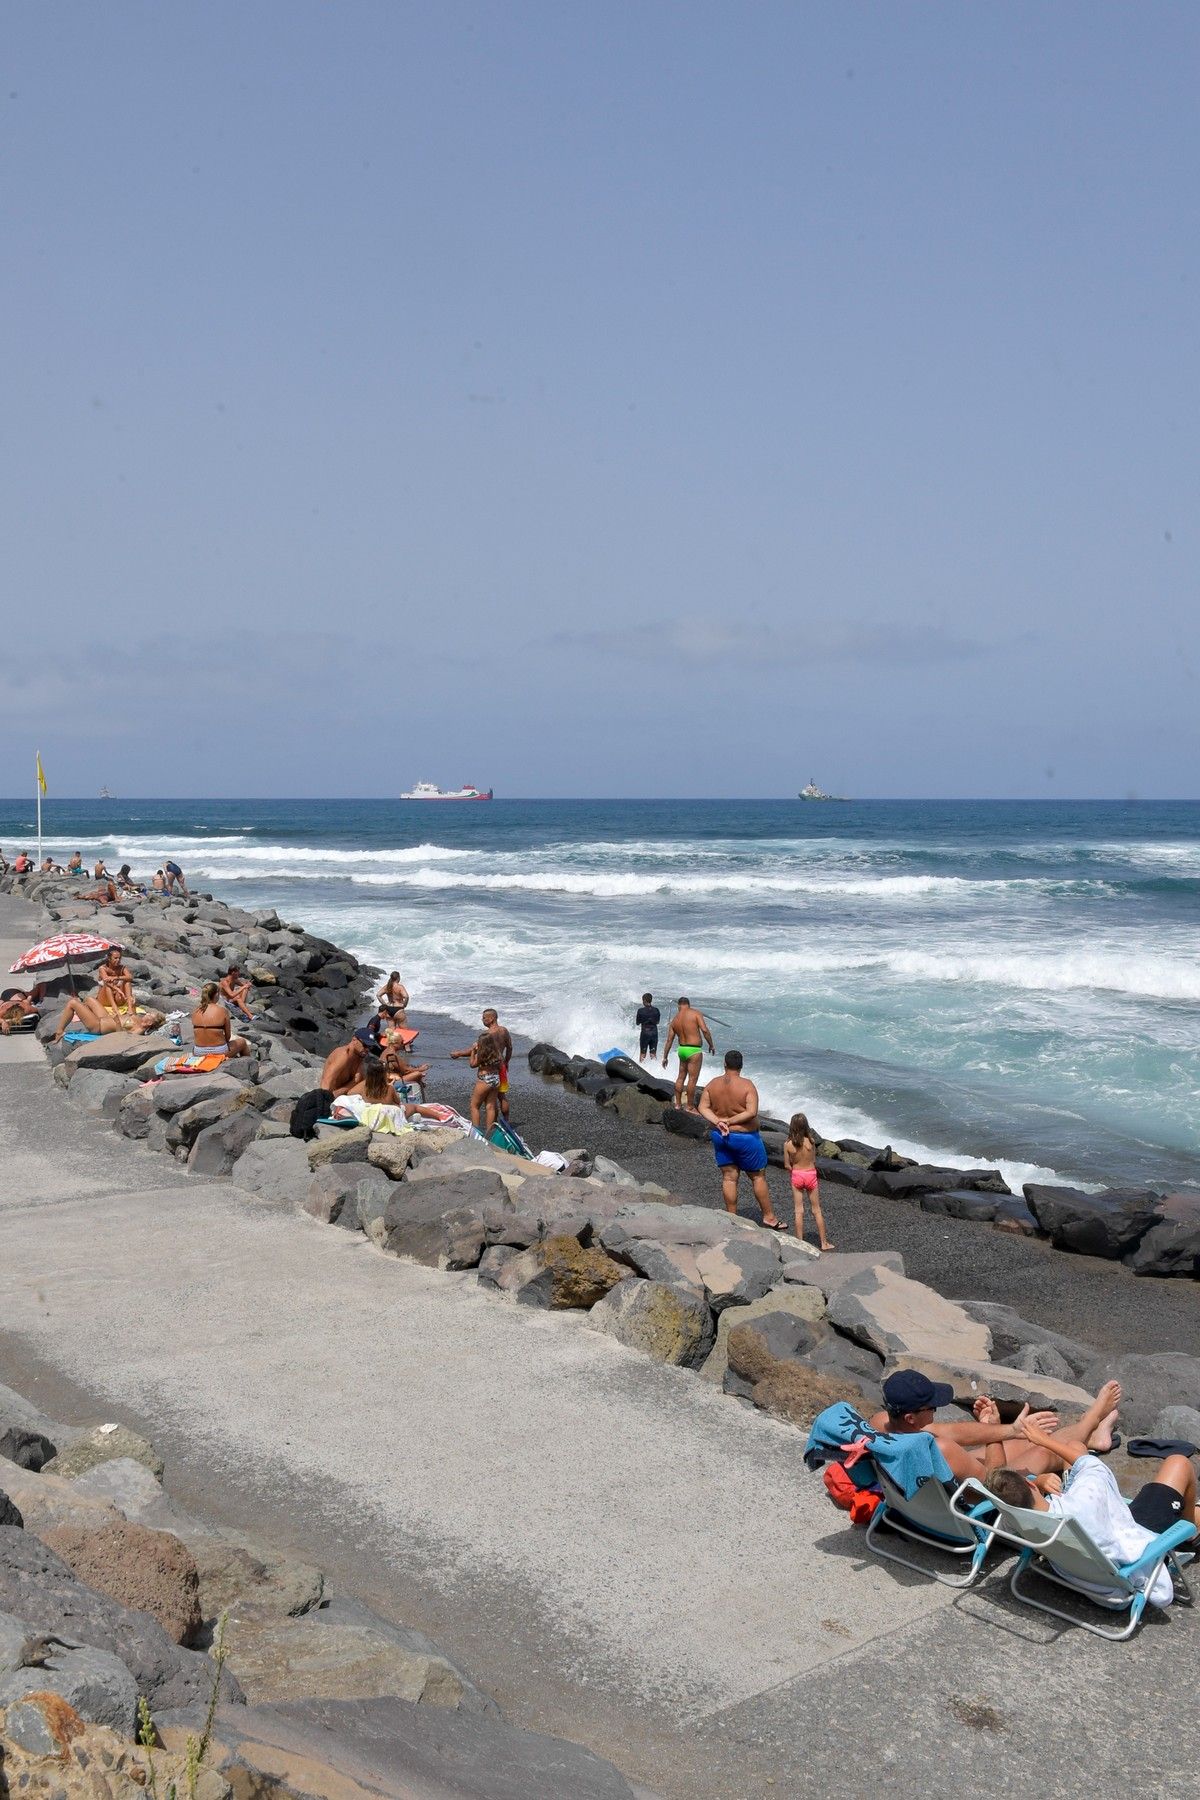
[698,1049,786,1230]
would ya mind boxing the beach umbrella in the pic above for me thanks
[10,930,115,995]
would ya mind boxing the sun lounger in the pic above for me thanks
[951,1476,1196,1638]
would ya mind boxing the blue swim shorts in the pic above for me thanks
[711,1130,768,1173]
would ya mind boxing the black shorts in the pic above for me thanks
[639,1032,658,1055]
[1129,1480,1187,1535]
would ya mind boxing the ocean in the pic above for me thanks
[4,796,1199,1194]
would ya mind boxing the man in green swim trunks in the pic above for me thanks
[663,997,715,1110]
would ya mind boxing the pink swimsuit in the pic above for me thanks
[790,1167,818,1192]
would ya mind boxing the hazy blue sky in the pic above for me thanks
[3,2,1195,797]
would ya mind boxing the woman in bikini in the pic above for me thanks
[51,996,165,1041]
[97,947,136,1020]
[377,971,410,1024]
[468,1030,503,1135]
[190,982,251,1061]
[784,1112,834,1252]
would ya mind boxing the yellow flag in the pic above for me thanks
[36,752,47,796]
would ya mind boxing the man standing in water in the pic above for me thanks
[698,1049,785,1230]
[635,992,660,1064]
[662,997,714,1110]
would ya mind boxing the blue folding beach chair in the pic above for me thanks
[951,1475,1196,1639]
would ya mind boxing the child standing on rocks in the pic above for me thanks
[785,1112,833,1252]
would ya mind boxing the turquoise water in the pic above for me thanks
[4,796,1198,1191]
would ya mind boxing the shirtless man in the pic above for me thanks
[869,1369,1123,1484]
[697,1049,784,1230]
[219,965,254,1021]
[191,983,251,1060]
[320,1033,369,1098]
[452,1009,514,1118]
[662,997,714,1110]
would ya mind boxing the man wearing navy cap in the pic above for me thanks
[871,1369,1124,1484]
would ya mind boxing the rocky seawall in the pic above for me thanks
[3,866,1200,1793]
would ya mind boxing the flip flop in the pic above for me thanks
[1127,1436,1197,1460]
[761,1220,789,1232]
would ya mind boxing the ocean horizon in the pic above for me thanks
[4,794,1198,1197]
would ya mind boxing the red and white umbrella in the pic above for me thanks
[10,931,116,993]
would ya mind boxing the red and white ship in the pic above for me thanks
[399,781,494,801]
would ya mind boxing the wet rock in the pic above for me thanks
[587,1280,715,1368]
[495,1235,630,1309]
[527,1042,572,1077]
[41,1519,201,1645]
[867,1166,1010,1201]
[918,1189,1002,1223]
[817,1156,871,1191]
[45,1423,163,1484]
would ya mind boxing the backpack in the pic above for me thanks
[290,1087,333,1141]
[823,1461,882,1524]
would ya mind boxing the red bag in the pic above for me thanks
[823,1461,882,1524]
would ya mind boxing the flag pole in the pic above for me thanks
[36,750,42,866]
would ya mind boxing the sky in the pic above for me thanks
[2,1,1196,798]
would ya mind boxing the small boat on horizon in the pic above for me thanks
[399,781,494,802]
[99,786,113,799]
[798,779,849,801]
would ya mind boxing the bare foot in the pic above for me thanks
[1087,1408,1119,1453]
[819,1241,835,1252]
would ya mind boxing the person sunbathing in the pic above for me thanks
[76,880,118,904]
[0,988,45,1034]
[986,1414,1199,1611]
[191,982,250,1060]
[218,965,255,1021]
[870,1370,1122,1484]
[51,995,165,1041]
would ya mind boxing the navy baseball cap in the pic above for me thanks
[882,1370,954,1415]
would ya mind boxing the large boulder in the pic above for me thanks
[1023,1185,1161,1259]
[66,1069,138,1118]
[598,1084,668,1127]
[1150,1404,1200,1446]
[0,1465,122,1537]
[779,1249,905,1298]
[599,1201,801,1309]
[0,1493,21,1530]
[41,1519,202,1645]
[826,1267,991,1364]
[0,1638,140,1737]
[889,1353,1097,1415]
[0,1425,56,1473]
[44,1422,163,1483]
[494,1236,630,1309]
[219,1597,491,1712]
[954,1300,1095,1380]
[65,1033,176,1074]
[726,1310,830,1388]
[165,1089,252,1153]
[150,1073,247,1117]
[229,1134,313,1205]
[115,1087,156,1138]
[662,1107,710,1140]
[187,1108,261,1176]
[918,1189,1004,1224]
[190,1535,324,1626]
[303,1165,361,1225]
[366,1133,419,1180]
[1122,1192,1200,1277]
[307,1125,373,1169]
[1083,1352,1200,1434]
[482,1180,627,1252]
[0,1527,242,1713]
[407,1137,548,1195]
[527,1042,573,1078]
[700,1283,827,1386]
[867,1166,1010,1201]
[159,1694,643,1800]
[587,1280,715,1368]
[751,1364,873,1431]
[382,1169,505,1268]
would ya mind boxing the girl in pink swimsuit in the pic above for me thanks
[785,1112,834,1252]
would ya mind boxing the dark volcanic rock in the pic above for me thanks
[0,1525,242,1711]
[1024,1185,1161,1259]
[0,1425,56,1471]
[0,1490,23,1528]
[867,1166,1010,1201]
[662,1107,710,1141]
[816,1156,870,1192]
[1123,1192,1200,1277]
[382,1170,505,1268]
[918,1188,1002,1223]
[527,1042,572,1078]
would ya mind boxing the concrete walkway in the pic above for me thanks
[1,891,1196,1797]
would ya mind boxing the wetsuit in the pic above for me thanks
[636,1004,660,1056]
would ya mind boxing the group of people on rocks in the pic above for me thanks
[634,991,834,1252]
[3,848,189,902]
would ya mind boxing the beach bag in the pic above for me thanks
[290,1087,333,1141]
[823,1462,882,1524]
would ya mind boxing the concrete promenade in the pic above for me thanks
[0,892,1196,1797]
